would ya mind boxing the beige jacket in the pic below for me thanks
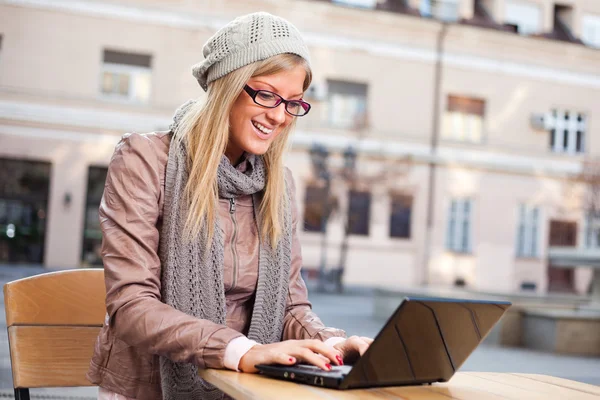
[86,131,345,399]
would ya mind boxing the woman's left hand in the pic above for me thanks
[333,335,374,364]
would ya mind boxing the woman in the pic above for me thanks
[87,12,372,400]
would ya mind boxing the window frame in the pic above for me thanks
[332,0,377,9]
[442,95,486,143]
[420,0,460,22]
[547,110,586,155]
[582,14,600,48]
[347,190,371,236]
[100,62,152,104]
[515,204,540,258]
[584,213,600,249]
[302,184,327,233]
[446,198,473,254]
[389,194,413,239]
[504,0,542,36]
[326,79,368,131]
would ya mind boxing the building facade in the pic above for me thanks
[0,0,599,294]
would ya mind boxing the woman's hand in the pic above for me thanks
[333,336,374,364]
[238,339,344,373]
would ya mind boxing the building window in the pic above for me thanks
[582,15,600,48]
[584,214,600,249]
[516,204,539,258]
[552,5,575,41]
[333,0,377,8]
[348,190,371,236]
[326,79,368,130]
[303,184,327,232]
[81,167,108,266]
[0,158,51,264]
[504,1,541,35]
[446,198,472,253]
[101,49,152,103]
[443,95,485,142]
[390,195,412,238]
[420,0,459,22]
[549,220,577,246]
[547,110,586,154]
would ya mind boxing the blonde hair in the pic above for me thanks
[174,53,312,248]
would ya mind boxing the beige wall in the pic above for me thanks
[0,0,598,294]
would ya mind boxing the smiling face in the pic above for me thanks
[226,64,307,165]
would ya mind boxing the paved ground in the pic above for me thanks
[0,265,598,399]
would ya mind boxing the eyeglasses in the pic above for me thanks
[243,85,311,117]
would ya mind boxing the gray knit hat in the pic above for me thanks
[192,12,311,91]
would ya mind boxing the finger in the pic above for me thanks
[359,337,374,345]
[333,342,348,363]
[356,340,370,356]
[341,336,371,357]
[292,348,333,371]
[301,340,343,366]
[312,352,330,364]
[274,352,297,366]
[252,352,296,373]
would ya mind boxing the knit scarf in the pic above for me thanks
[158,102,292,399]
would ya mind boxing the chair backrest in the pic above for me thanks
[3,268,106,389]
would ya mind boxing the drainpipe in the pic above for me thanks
[422,21,448,285]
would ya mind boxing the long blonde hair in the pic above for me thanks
[173,53,312,248]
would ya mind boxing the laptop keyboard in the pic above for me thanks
[294,364,352,374]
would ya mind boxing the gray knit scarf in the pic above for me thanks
[158,102,292,399]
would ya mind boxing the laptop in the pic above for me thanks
[256,297,511,389]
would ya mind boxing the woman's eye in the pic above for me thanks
[288,101,301,112]
[257,91,276,102]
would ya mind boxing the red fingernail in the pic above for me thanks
[336,355,344,365]
[289,358,295,363]
[326,363,332,370]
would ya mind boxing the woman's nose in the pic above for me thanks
[266,103,287,125]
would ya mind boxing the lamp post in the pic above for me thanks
[343,146,357,177]
[336,145,357,292]
[309,143,331,292]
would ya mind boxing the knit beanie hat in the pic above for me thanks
[192,12,311,91]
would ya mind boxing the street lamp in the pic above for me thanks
[309,144,358,292]
[343,146,357,178]
[309,143,330,292]
[309,143,330,180]
[336,145,357,292]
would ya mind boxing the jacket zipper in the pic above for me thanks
[229,198,239,292]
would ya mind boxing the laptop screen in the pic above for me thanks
[343,298,510,388]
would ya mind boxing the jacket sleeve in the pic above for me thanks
[281,169,347,342]
[100,133,242,369]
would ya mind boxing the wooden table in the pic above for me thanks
[199,369,600,400]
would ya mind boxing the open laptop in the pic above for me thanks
[256,297,511,389]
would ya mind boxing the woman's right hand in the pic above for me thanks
[238,339,343,373]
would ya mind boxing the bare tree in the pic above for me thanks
[326,154,414,292]
[580,158,600,219]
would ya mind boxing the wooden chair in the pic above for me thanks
[3,269,106,400]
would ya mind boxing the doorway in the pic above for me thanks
[0,158,51,264]
[81,166,108,267]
